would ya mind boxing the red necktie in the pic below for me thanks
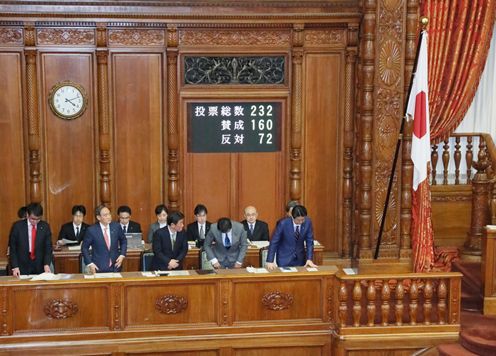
[30,224,37,260]
[103,227,112,267]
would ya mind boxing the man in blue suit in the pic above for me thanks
[82,205,127,274]
[266,205,317,270]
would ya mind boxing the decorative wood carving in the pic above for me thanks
[25,48,41,203]
[96,48,111,207]
[338,281,348,326]
[290,24,304,202]
[304,29,346,47]
[108,29,165,46]
[167,25,180,211]
[36,28,95,45]
[358,0,377,257]
[431,195,472,203]
[111,284,122,330]
[343,24,358,258]
[0,287,7,335]
[43,299,78,319]
[155,294,188,314]
[262,291,294,311]
[0,28,22,45]
[23,22,35,46]
[179,29,290,46]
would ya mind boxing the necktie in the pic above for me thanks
[30,224,36,260]
[199,225,205,239]
[75,226,80,239]
[171,232,176,246]
[224,233,231,249]
[249,224,254,235]
[103,227,111,267]
[123,225,127,234]
[295,225,301,240]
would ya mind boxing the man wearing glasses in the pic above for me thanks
[9,203,53,277]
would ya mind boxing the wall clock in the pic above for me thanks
[48,81,88,120]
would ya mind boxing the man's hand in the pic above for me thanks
[266,262,277,271]
[115,255,125,268]
[12,267,20,278]
[168,259,179,270]
[304,260,317,268]
[88,263,98,274]
[44,265,51,273]
[212,262,221,269]
[234,262,242,269]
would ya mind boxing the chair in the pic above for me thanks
[79,254,88,274]
[199,248,214,270]
[259,247,276,269]
[141,252,154,271]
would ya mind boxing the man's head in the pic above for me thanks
[155,204,168,224]
[17,206,28,219]
[71,205,86,225]
[95,205,112,226]
[117,205,132,225]
[217,218,232,234]
[244,206,258,224]
[26,203,43,227]
[291,205,307,225]
[167,211,185,232]
[285,200,299,217]
[194,204,208,224]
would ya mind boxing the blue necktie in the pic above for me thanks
[224,233,231,249]
[295,225,301,240]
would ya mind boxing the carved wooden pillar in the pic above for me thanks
[24,23,41,203]
[358,0,377,257]
[343,25,358,258]
[289,24,304,203]
[167,25,180,211]
[96,24,111,208]
[400,0,418,256]
[463,150,494,261]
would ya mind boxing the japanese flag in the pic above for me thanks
[407,31,430,191]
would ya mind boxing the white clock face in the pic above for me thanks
[51,85,85,118]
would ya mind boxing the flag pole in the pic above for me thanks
[374,17,429,259]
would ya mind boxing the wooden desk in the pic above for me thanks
[54,243,325,273]
[0,266,337,354]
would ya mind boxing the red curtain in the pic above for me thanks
[421,0,496,142]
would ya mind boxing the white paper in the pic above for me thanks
[85,273,122,279]
[30,273,60,281]
[250,241,270,248]
[306,267,319,272]
[141,272,157,277]
[246,267,269,273]
[68,245,81,251]
[280,267,298,272]
[343,268,357,275]
[168,270,190,276]
[18,275,32,280]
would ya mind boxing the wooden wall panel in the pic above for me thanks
[238,153,284,231]
[112,53,164,231]
[184,152,232,224]
[303,53,342,254]
[0,52,25,258]
[41,53,96,237]
[235,347,323,356]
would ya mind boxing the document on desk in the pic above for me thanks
[68,244,81,251]
[250,241,270,248]
[280,267,298,272]
[141,272,157,277]
[246,267,269,273]
[168,270,190,276]
[30,273,61,281]
[84,273,122,279]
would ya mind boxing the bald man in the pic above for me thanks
[240,206,269,241]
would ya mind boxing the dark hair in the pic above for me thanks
[285,200,299,213]
[17,206,28,219]
[95,204,107,218]
[194,204,208,215]
[167,211,184,226]
[117,205,131,215]
[217,218,232,233]
[26,203,43,217]
[291,205,308,218]
[155,204,169,215]
[72,205,86,216]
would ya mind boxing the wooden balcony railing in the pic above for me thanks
[430,133,496,186]
[334,272,462,336]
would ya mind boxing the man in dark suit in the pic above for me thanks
[241,205,269,241]
[82,205,127,273]
[117,205,141,234]
[147,204,168,243]
[186,204,211,247]
[9,203,53,277]
[205,218,248,269]
[266,205,317,270]
[57,205,89,244]
[151,211,188,271]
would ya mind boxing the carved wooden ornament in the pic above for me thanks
[44,299,78,319]
[155,295,188,314]
[262,291,294,311]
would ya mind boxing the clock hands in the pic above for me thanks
[64,96,80,107]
